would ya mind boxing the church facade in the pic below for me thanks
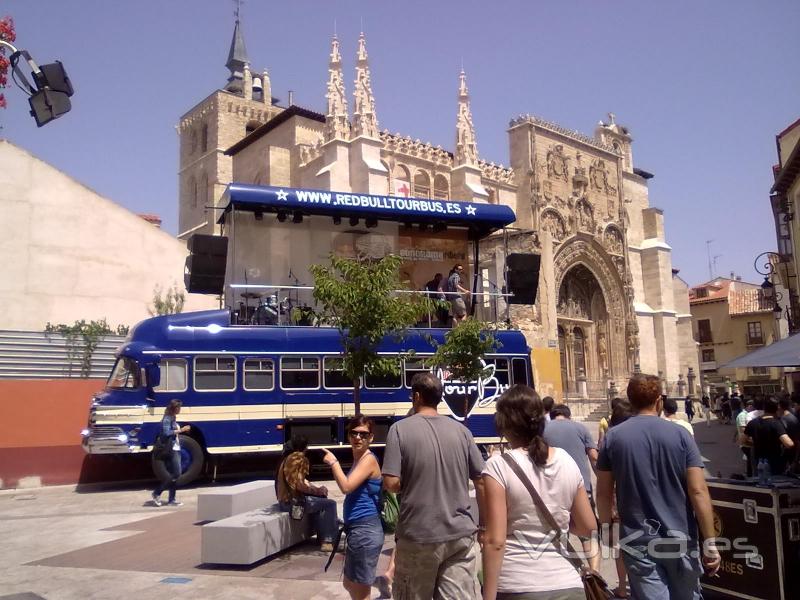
[177,22,698,400]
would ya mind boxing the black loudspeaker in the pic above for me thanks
[185,234,228,294]
[506,253,541,305]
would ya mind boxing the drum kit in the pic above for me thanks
[237,291,312,325]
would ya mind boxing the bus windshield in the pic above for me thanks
[107,357,140,389]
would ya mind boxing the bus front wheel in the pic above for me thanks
[151,435,205,486]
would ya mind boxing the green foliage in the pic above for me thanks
[309,254,433,412]
[148,284,186,316]
[45,319,120,377]
[426,318,501,384]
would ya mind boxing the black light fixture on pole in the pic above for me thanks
[754,251,794,331]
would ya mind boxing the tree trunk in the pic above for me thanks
[353,378,361,415]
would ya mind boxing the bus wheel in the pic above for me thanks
[151,435,205,486]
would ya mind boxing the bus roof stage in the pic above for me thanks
[219,184,516,239]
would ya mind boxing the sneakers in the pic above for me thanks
[151,493,162,507]
[167,500,183,507]
[320,542,334,553]
[374,575,392,598]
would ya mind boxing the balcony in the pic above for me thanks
[700,361,717,371]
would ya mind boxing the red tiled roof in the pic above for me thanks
[689,279,732,304]
[138,213,162,226]
[728,288,773,316]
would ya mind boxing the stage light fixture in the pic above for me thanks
[254,210,263,221]
[365,218,378,228]
[349,216,359,227]
[419,223,429,232]
[292,211,304,224]
[333,216,342,225]
[432,222,446,233]
[277,211,287,222]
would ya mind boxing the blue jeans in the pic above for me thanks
[280,496,338,543]
[622,546,703,600]
[344,514,384,585]
[154,450,181,502]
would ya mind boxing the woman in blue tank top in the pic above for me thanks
[322,415,385,600]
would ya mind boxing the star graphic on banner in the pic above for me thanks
[276,189,289,201]
[465,205,477,216]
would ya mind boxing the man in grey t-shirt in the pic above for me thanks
[544,403,599,570]
[383,372,486,600]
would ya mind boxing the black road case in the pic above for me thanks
[702,478,800,599]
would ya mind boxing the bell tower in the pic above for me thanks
[176,12,278,238]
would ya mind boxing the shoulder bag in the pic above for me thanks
[501,453,613,600]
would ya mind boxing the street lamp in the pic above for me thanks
[754,251,794,330]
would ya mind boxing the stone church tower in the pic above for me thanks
[176,18,280,238]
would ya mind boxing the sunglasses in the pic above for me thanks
[349,430,371,439]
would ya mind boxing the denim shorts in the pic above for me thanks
[344,514,384,585]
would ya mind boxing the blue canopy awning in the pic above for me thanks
[722,332,800,368]
[219,184,517,238]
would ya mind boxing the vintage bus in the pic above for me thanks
[81,184,530,482]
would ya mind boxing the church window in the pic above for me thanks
[189,177,198,209]
[199,173,208,208]
[433,174,449,200]
[393,165,411,197]
[190,130,197,155]
[201,124,209,153]
[413,171,431,198]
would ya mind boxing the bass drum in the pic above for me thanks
[151,434,205,485]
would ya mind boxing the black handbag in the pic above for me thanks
[152,432,172,460]
[501,453,614,600]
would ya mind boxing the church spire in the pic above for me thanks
[352,32,379,139]
[325,35,349,142]
[455,69,478,167]
[225,16,249,93]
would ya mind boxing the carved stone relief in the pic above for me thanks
[546,144,569,182]
[576,199,595,234]
[604,226,624,255]
[540,209,567,242]
[589,159,617,196]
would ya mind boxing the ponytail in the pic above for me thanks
[495,385,550,467]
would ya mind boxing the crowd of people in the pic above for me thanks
[266,372,733,600]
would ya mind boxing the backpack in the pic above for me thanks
[380,490,400,533]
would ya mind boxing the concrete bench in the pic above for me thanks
[200,506,312,565]
[196,480,277,522]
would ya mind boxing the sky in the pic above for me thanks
[2,0,799,288]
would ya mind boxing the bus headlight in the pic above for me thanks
[116,434,129,443]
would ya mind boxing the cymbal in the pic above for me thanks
[240,291,264,299]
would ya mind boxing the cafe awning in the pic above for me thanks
[722,332,800,368]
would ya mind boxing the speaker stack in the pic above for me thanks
[184,234,229,295]
[506,253,541,305]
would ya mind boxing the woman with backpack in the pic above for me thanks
[322,415,384,600]
[151,399,191,507]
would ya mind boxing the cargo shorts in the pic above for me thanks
[392,533,479,600]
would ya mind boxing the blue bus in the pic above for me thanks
[81,184,530,482]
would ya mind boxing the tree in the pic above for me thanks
[0,16,15,109]
[427,318,500,420]
[310,254,431,414]
[148,284,186,316]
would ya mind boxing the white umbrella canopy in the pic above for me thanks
[722,332,800,368]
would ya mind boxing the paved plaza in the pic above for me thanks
[0,416,740,600]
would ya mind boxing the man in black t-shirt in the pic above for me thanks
[779,397,800,471]
[743,397,795,475]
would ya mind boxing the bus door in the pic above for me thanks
[281,355,343,446]
[239,356,283,449]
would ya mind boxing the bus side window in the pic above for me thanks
[243,358,274,391]
[365,359,402,389]
[404,358,431,388]
[486,358,510,385]
[323,357,352,389]
[511,357,529,386]
[281,357,320,390]
[194,356,237,391]
[154,358,187,392]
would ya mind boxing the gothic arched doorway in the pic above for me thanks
[557,264,612,394]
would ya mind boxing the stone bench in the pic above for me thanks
[200,506,312,565]
[197,480,277,522]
